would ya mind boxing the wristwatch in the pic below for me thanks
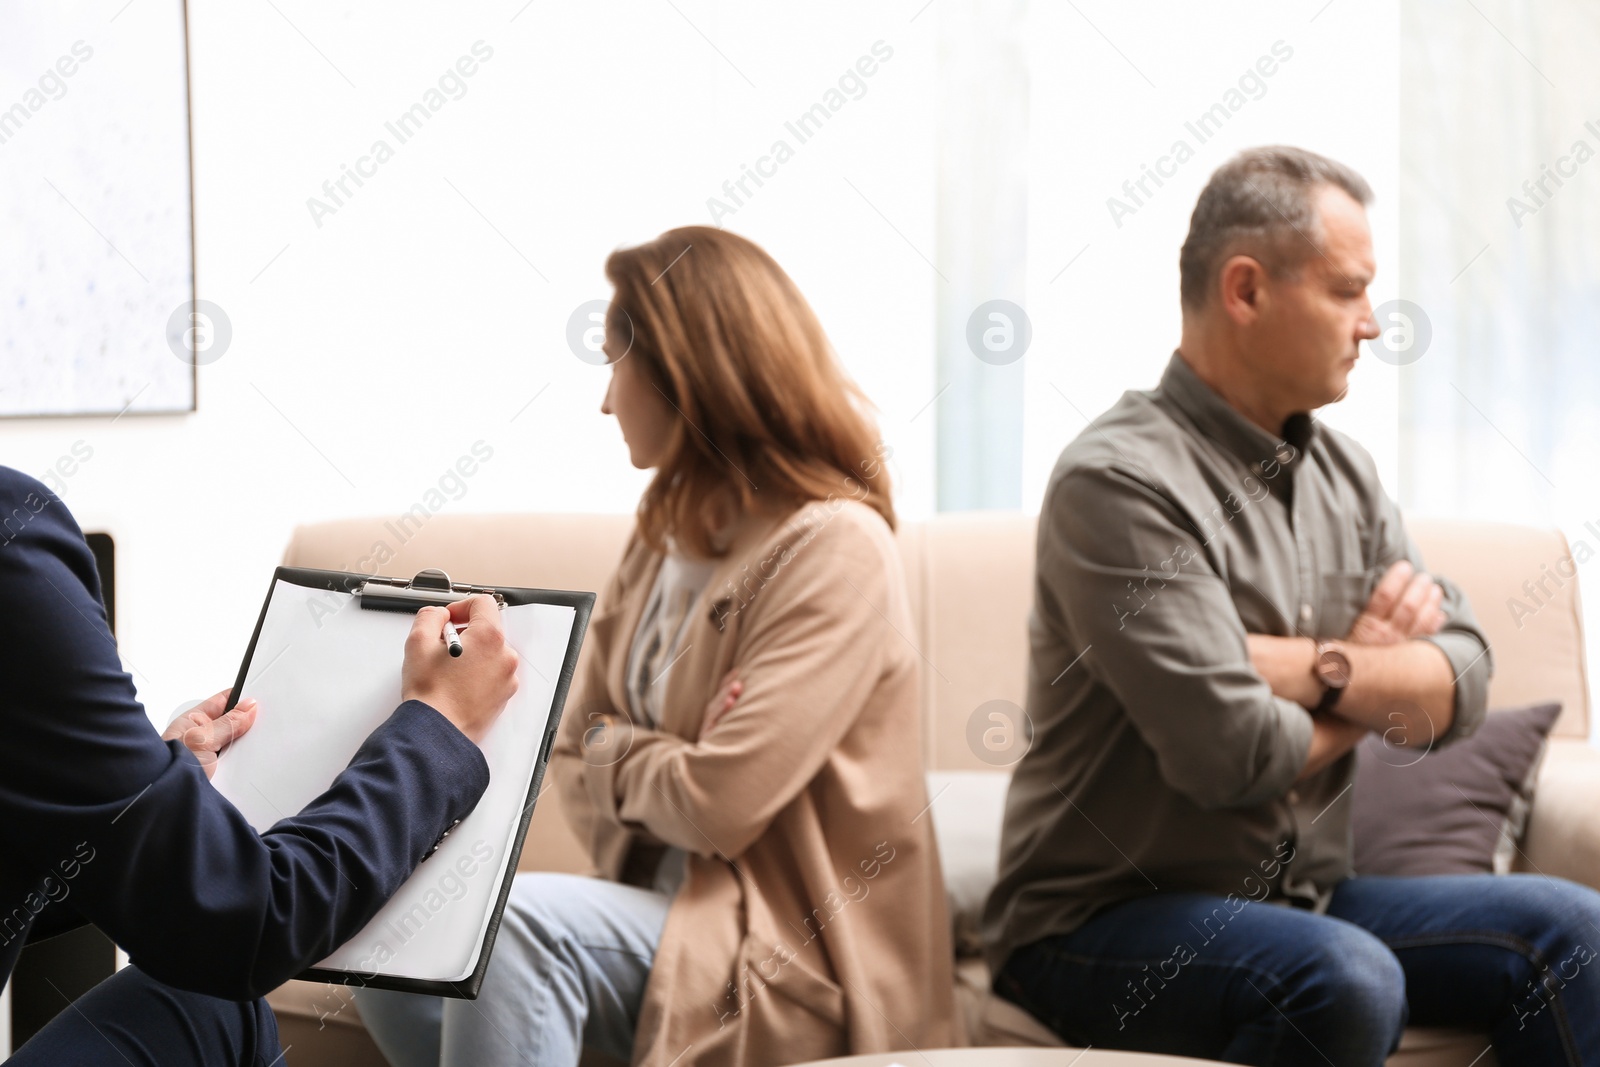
[1312,640,1351,714]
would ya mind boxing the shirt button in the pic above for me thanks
[1288,789,1301,804]
[1299,603,1313,624]
[422,818,463,861]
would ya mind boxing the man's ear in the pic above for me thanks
[1217,254,1266,326]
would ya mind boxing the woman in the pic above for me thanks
[355,226,957,1066]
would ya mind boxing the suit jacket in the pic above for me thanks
[0,466,489,1000]
[551,498,959,1067]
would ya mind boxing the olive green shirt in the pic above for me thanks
[982,353,1491,974]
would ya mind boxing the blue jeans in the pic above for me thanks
[995,874,1600,1066]
[354,872,669,1067]
[7,966,280,1066]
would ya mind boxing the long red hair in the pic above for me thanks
[605,226,894,557]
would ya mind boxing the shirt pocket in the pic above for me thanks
[1318,570,1376,640]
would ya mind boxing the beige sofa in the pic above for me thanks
[267,512,1600,1067]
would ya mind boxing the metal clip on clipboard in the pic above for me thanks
[354,568,508,614]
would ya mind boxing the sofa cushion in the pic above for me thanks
[926,770,1011,957]
[1352,703,1562,877]
[1407,520,1589,739]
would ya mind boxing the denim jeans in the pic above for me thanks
[8,966,280,1066]
[995,874,1600,1067]
[354,872,669,1067]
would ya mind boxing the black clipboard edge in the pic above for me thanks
[226,566,595,1000]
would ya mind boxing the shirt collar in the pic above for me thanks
[1158,351,1314,476]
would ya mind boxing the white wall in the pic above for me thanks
[0,0,939,724]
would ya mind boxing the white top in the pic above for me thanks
[624,550,719,729]
[623,548,720,898]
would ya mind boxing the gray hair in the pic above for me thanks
[1179,146,1373,311]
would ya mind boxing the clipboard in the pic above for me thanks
[209,565,594,999]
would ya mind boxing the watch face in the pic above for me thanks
[1317,646,1352,688]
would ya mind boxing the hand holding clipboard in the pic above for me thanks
[209,566,593,998]
[164,593,518,775]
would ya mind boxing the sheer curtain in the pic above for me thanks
[932,0,1030,510]
[1400,0,1600,732]
[1401,0,1600,517]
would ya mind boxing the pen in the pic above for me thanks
[443,620,464,658]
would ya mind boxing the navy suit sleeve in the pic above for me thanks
[0,468,490,999]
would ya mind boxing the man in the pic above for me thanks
[0,463,520,1065]
[983,146,1600,1065]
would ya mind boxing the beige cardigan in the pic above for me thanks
[551,498,958,1066]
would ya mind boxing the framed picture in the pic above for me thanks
[0,0,198,418]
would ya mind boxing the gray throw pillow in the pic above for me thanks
[1351,702,1562,877]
